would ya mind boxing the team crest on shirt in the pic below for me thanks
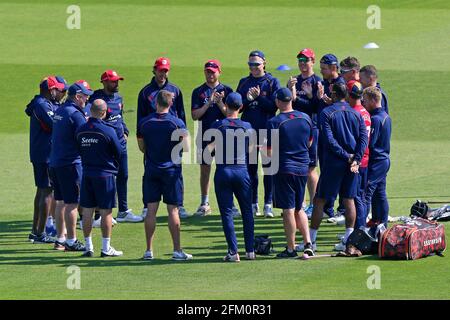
[289,114,296,119]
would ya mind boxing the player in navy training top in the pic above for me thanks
[266,88,315,258]
[362,87,392,226]
[191,59,233,217]
[87,70,142,223]
[25,76,65,243]
[137,57,188,218]
[137,90,193,261]
[287,48,322,217]
[50,80,93,253]
[309,83,368,251]
[236,50,281,218]
[317,54,346,218]
[360,65,389,114]
[76,99,123,257]
[209,92,255,262]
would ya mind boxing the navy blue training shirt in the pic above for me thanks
[236,73,281,131]
[209,118,253,170]
[137,77,186,128]
[76,118,122,177]
[137,112,187,171]
[86,90,128,153]
[191,82,233,132]
[50,100,87,168]
[25,95,55,163]
[292,74,322,126]
[267,110,313,176]
[376,83,389,114]
[369,108,391,162]
[318,101,368,165]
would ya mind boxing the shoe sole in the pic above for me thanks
[54,245,65,251]
[172,257,193,261]
[101,253,123,257]
[116,218,143,223]
[142,257,154,260]
[81,251,94,257]
[303,249,315,257]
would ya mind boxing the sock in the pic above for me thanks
[343,228,354,244]
[85,237,93,251]
[201,195,209,205]
[66,238,76,246]
[102,238,111,252]
[57,237,66,243]
[310,228,318,243]
[46,216,54,228]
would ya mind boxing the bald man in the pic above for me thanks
[76,99,123,257]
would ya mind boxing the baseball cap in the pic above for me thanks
[275,88,293,102]
[101,70,124,82]
[297,48,315,60]
[225,92,243,108]
[320,54,339,66]
[55,76,69,91]
[204,59,221,73]
[346,80,363,99]
[68,80,94,96]
[249,50,265,61]
[154,57,171,71]
[40,76,65,91]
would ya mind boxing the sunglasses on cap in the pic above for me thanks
[248,62,263,67]
[339,68,353,75]
[297,56,311,63]
[205,62,219,69]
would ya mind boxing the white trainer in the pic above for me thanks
[253,204,263,217]
[172,250,193,261]
[117,209,143,223]
[223,252,240,262]
[141,208,148,219]
[263,204,274,218]
[101,246,123,257]
[143,250,154,260]
[194,203,211,216]
[295,242,317,252]
[245,252,256,260]
[231,206,241,219]
[334,241,346,252]
[178,206,190,219]
[92,217,101,228]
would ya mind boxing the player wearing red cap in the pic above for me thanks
[137,57,188,218]
[287,48,322,218]
[25,76,65,244]
[87,70,143,224]
[191,60,234,216]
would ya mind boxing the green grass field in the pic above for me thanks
[0,0,449,300]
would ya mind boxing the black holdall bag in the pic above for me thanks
[346,224,386,255]
[254,235,273,255]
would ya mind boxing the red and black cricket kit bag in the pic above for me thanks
[379,218,446,260]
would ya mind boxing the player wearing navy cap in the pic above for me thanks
[360,65,389,114]
[209,92,255,262]
[50,80,93,252]
[265,88,315,258]
[317,54,346,219]
[25,76,65,244]
[76,99,123,257]
[307,83,368,251]
[362,87,391,226]
[191,60,233,217]
[137,90,192,261]
[339,56,360,83]
[87,70,142,223]
[287,48,322,218]
[237,50,281,218]
[137,57,189,218]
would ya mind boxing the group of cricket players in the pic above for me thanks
[26,48,391,261]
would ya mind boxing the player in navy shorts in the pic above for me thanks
[309,83,368,250]
[266,88,315,258]
[137,90,192,261]
[76,99,124,257]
